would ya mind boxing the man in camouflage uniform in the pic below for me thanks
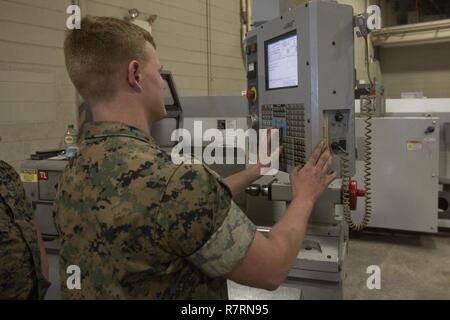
[0,160,50,299]
[56,16,335,299]
[55,122,255,299]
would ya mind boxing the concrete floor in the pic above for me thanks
[344,230,450,300]
[229,230,450,300]
[46,230,450,300]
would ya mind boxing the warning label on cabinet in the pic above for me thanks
[407,141,423,152]
[20,169,38,183]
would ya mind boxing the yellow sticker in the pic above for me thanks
[20,169,38,183]
[407,141,423,152]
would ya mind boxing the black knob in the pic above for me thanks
[335,112,344,122]
[331,142,341,152]
[425,126,435,134]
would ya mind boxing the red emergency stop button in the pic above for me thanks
[246,87,257,103]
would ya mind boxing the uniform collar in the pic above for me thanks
[80,122,156,145]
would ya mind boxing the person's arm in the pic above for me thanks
[35,221,49,281]
[228,198,313,290]
[228,141,336,290]
[224,128,281,197]
[223,164,261,198]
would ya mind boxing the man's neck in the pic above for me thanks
[90,98,152,136]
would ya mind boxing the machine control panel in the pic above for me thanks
[245,1,356,176]
[324,110,351,155]
[246,35,259,130]
[261,104,306,170]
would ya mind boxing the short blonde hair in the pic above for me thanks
[64,16,155,103]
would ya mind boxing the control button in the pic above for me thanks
[335,112,344,122]
[248,62,255,72]
[247,114,259,129]
[246,87,257,103]
[251,43,257,53]
[246,45,252,55]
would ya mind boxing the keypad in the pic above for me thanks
[261,104,306,168]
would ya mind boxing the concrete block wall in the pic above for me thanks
[1,0,447,170]
[0,0,77,170]
[375,0,450,98]
[0,0,246,170]
[380,42,450,98]
[84,0,246,96]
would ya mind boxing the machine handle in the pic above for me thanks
[349,180,366,211]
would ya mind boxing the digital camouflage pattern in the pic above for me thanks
[54,122,256,300]
[0,161,50,299]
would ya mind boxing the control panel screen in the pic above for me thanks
[265,31,298,90]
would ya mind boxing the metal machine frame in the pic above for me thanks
[243,0,361,299]
[246,0,356,176]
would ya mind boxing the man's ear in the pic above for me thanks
[126,60,142,91]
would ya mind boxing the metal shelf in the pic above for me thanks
[371,19,450,47]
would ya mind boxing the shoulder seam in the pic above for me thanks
[156,163,186,206]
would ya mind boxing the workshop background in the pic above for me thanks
[1,0,450,170]
[1,0,450,301]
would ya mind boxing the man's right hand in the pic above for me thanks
[228,141,338,291]
[290,141,337,204]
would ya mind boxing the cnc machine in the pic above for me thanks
[242,0,369,299]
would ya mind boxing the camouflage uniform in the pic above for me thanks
[0,161,50,299]
[54,122,256,300]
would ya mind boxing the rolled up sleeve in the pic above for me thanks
[187,201,256,277]
[157,164,256,277]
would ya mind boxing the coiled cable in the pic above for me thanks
[341,97,374,231]
[361,98,374,229]
[341,154,354,228]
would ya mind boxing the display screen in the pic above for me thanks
[265,31,298,90]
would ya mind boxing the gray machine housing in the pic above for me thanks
[21,159,66,300]
[244,0,358,299]
[354,117,440,233]
[21,160,67,238]
[246,0,356,176]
